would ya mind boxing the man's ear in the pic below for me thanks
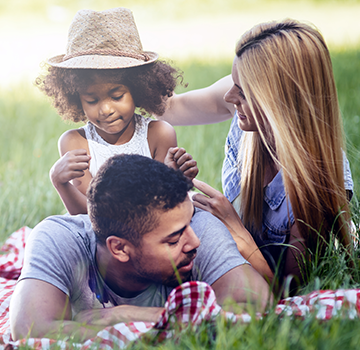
[106,236,133,263]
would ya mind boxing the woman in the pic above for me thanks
[160,19,354,286]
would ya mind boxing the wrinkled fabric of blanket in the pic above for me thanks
[1,227,360,349]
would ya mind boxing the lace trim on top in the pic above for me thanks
[82,114,152,177]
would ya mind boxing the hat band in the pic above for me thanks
[63,49,150,62]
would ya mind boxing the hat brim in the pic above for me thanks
[47,51,159,69]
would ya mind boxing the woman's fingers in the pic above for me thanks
[192,192,210,205]
[192,178,220,198]
[191,180,221,217]
[192,193,213,214]
[192,179,238,226]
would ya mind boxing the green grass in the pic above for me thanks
[1,49,360,349]
[332,48,360,194]
[128,315,360,350]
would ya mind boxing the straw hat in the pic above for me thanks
[48,8,158,69]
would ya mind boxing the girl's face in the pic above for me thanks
[79,79,136,144]
[224,57,260,132]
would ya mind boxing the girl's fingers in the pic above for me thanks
[178,160,197,172]
[69,162,90,171]
[69,170,86,179]
[62,152,90,166]
[167,146,179,157]
[71,148,90,156]
[63,154,90,167]
[69,156,91,164]
[173,148,189,164]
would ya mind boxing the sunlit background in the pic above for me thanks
[1,0,360,87]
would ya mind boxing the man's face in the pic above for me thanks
[129,196,200,287]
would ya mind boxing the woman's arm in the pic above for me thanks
[50,129,91,215]
[283,223,306,285]
[192,179,274,282]
[158,75,235,126]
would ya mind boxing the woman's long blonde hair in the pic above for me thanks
[237,19,351,252]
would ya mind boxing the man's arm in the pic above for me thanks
[157,75,235,126]
[211,264,272,313]
[10,279,163,342]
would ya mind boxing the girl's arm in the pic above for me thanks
[192,179,274,282]
[148,120,198,179]
[50,129,92,215]
[157,75,235,126]
[147,119,177,162]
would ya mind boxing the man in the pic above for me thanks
[10,154,270,342]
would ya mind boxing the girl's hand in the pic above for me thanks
[164,147,199,180]
[50,149,91,188]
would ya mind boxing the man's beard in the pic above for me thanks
[129,249,197,288]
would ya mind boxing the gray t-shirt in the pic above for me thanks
[19,208,248,316]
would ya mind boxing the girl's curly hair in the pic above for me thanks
[36,61,183,122]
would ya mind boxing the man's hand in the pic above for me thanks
[74,305,164,326]
[164,147,198,180]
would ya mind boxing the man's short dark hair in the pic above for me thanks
[87,154,193,246]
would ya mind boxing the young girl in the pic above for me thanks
[159,19,354,287]
[37,8,197,215]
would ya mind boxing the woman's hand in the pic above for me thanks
[192,179,244,232]
[192,179,274,281]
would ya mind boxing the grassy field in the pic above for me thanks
[0,48,360,348]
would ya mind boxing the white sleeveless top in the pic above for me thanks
[82,114,153,177]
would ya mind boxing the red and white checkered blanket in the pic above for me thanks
[1,227,360,349]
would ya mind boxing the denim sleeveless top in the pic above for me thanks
[222,114,354,272]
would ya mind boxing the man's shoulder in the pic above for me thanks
[36,214,93,234]
[191,207,238,248]
[190,208,249,285]
[19,214,96,304]
[31,214,95,252]
[192,207,216,220]
[191,208,228,234]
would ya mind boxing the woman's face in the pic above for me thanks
[224,57,260,132]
